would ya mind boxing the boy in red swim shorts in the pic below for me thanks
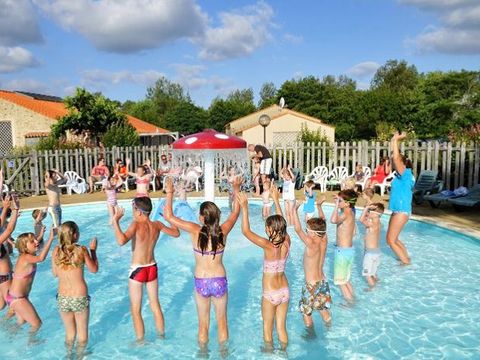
[113,197,179,341]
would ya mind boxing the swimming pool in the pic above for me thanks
[1,199,479,359]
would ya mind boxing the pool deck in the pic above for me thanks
[15,189,480,239]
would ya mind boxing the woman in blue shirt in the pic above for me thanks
[387,132,415,265]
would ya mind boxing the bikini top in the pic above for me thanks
[263,245,289,273]
[13,264,37,280]
[193,248,224,256]
[136,177,150,185]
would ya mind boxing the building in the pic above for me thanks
[225,104,335,145]
[0,90,177,154]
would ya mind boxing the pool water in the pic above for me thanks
[1,199,479,359]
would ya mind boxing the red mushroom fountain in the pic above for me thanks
[171,129,247,202]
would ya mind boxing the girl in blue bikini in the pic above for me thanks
[163,177,241,348]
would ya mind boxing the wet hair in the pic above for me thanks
[363,188,374,199]
[133,197,152,215]
[265,214,287,247]
[16,233,36,254]
[32,209,46,221]
[338,189,358,208]
[55,221,85,268]
[370,202,385,214]
[305,180,315,188]
[306,217,326,233]
[198,201,224,259]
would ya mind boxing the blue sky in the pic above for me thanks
[1,0,479,107]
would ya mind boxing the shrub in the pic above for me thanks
[297,123,330,144]
[101,121,140,147]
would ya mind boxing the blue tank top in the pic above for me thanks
[389,168,415,214]
[303,190,316,213]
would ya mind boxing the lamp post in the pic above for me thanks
[258,114,271,144]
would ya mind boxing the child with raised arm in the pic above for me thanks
[330,189,358,304]
[238,186,290,351]
[112,196,179,341]
[293,200,332,328]
[303,180,316,221]
[359,203,385,289]
[281,166,296,226]
[52,221,98,350]
[103,175,122,225]
[8,226,56,331]
[32,209,47,243]
[361,188,375,207]
[45,169,66,228]
[261,179,272,219]
[126,159,153,198]
[0,195,20,311]
[164,176,242,348]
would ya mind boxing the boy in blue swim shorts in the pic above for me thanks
[330,189,357,304]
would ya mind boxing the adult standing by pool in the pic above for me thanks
[248,144,272,184]
[386,132,415,265]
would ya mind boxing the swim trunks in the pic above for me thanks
[194,276,228,298]
[57,294,90,313]
[299,280,332,315]
[362,248,381,277]
[129,263,158,283]
[334,247,354,285]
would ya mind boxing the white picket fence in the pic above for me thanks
[1,141,479,194]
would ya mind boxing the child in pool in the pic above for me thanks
[32,209,47,243]
[0,196,20,311]
[7,227,56,331]
[303,180,317,221]
[45,169,66,228]
[359,203,384,289]
[113,196,179,341]
[330,189,357,304]
[103,175,122,224]
[361,188,375,207]
[126,159,153,197]
[281,166,296,226]
[238,186,290,350]
[52,221,98,349]
[262,179,272,219]
[293,200,332,327]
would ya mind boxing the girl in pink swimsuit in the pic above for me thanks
[237,187,291,351]
[103,175,122,224]
[7,228,56,331]
[127,159,153,197]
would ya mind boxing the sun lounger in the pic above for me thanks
[447,185,480,209]
[413,170,441,205]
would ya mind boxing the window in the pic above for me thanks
[0,121,13,155]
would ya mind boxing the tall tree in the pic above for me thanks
[371,59,419,92]
[258,82,277,109]
[163,101,208,135]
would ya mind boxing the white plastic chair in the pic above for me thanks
[355,166,372,191]
[181,167,202,192]
[375,171,396,196]
[327,166,348,190]
[305,166,328,192]
[2,183,8,193]
[150,174,156,192]
[59,171,87,195]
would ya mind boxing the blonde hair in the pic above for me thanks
[16,233,36,254]
[55,221,84,268]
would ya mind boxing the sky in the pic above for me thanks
[0,0,479,107]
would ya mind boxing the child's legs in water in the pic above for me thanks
[146,279,165,336]
[194,291,211,345]
[366,275,377,287]
[386,213,410,264]
[275,301,289,347]
[12,298,42,330]
[128,279,145,340]
[339,283,354,303]
[320,309,331,324]
[303,314,313,327]
[261,298,275,344]
[0,281,10,310]
[74,308,90,345]
[59,311,77,345]
[211,293,228,343]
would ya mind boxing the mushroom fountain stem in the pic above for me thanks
[204,151,215,202]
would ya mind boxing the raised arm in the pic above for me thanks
[359,205,372,227]
[270,185,283,217]
[0,168,3,196]
[112,207,135,246]
[1,194,11,228]
[23,228,56,264]
[316,195,326,220]
[163,177,199,234]
[330,196,345,225]
[84,237,99,273]
[221,176,242,236]
[0,207,19,245]
[391,132,407,176]
[293,200,311,245]
[237,193,271,249]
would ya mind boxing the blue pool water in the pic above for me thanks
[1,199,479,359]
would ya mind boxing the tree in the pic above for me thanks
[52,88,126,141]
[207,89,257,131]
[258,82,277,108]
[123,99,159,126]
[163,101,208,135]
[101,122,140,147]
[371,59,419,92]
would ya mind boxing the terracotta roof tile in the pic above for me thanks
[0,90,169,134]
[24,131,50,138]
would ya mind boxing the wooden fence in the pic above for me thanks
[1,141,479,194]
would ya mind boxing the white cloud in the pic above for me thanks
[81,69,164,87]
[346,61,380,79]
[0,0,43,46]
[0,46,39,73]
[0,78,51,94]
[33,0,208,53]
[401,0,480,54]
[283,33,303,44]
[195,2,275,60]
[172,63,234,95]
